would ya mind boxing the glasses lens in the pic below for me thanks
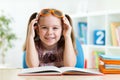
[54,10,63,17]
[41,9,50,15]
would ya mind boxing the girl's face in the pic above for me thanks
[38,14,62,48]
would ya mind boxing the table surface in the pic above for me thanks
[0,68,120,80]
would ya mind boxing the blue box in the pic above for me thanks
[93,30,105,45]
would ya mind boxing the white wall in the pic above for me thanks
[0,0,41,68]
[87,0,120,12]
[0,0,120,68]
[0,0,83,68]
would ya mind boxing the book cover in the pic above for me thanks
[110,22,120,46]
[115,26,120,46]
[99,54,120,60]
[99,58,120,65]
[18,66,103,76]
[78,22,87,44]
[99,54,120,65]
[99,65,120,74]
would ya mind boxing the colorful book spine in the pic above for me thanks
[110,22,120,46]
[115,26,120,46]
[99,65,120,74]
[92,51,105,68]
[78,22,87,44]
[99,57,120,65]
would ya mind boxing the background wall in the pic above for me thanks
[0,0,120,68]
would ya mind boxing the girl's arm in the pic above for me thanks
[63,36,76,67]
[62,16,76,67]
[26,19,39,67]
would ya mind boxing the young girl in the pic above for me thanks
[23,8,77,68]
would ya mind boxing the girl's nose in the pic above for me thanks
[47,28,53,35]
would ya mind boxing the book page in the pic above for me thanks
[20,66,61,74]
[59,67,103,75]
[105,64,120,69]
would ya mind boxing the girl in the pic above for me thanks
[23,8,77,68]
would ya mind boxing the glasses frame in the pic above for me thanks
[39,9,63,18]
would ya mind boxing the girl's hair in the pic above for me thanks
[23,10,76,53]
[64,14,76,53]
[23,12,38,51]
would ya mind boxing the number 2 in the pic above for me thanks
[94,30,105,45]
[96,31,104,44]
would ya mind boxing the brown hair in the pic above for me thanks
[64,14,76,53]
[23,12,38,51]
[23,9,76,53]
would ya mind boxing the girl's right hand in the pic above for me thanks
[28,18,38,38]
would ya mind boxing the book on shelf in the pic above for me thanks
[115,26,120,46]
[18,66,103,76]
[77,22,87,44]
[110,22,120,46]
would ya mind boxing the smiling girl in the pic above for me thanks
[24,8,77,68]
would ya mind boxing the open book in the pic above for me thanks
[18,66,103,76]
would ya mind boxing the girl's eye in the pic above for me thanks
[41,26,48,29]
[53,27,58,30]
[42,27,47,29]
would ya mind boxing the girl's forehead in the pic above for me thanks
[38,15,62,24]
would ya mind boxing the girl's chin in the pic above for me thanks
[44,42,57,47]
[45,43,56,46]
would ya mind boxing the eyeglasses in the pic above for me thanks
[39,9,63,18]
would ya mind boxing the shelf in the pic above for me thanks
[72,10,120,68]
[107,46,120,49]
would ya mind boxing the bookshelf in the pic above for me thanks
[71,11,120,68]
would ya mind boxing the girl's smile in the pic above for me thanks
[44,36,55,42]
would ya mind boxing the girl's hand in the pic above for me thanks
[28,18,38,38]
[62,16,72,38]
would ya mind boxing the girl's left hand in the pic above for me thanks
[62,16,72,38]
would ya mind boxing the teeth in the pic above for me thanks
[46,37,54,40]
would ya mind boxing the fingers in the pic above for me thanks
[33,13,39,28]
[63,16,71,27]
[63,16,69,25]
[62,16,71,31]
[30,18,38,29]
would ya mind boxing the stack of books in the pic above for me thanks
[99,54,120,74]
